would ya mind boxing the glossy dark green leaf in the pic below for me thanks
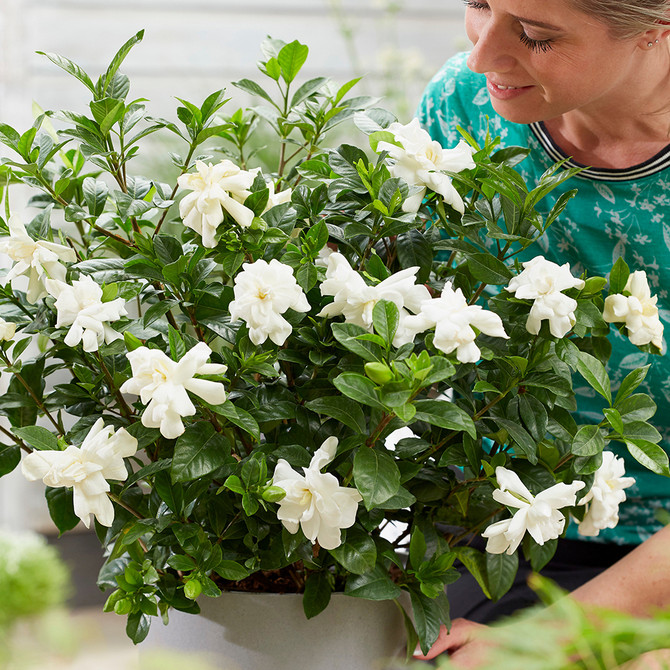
[353,447,401,509]
[486,551,518,601]
[45,487,80,534]
[333,373,385,410]
[626,439,670,475]
[13,425,58,451]
[305,396,367,434]
[576,351,611,404]
[571,425,605,457]
[329,529,377,575]
[413,400,476,438]
[344,566,402,600]
[0,444,20,476]
[302,571,332,619]
[372,299,399,348]
[172,422,231,482]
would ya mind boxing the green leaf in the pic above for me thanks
[214,560,250,581]
[329,529,377,575]
[37,52,95,93]
[82,177,109,216]
[13,425,58,451]
[171,422,232,482]
[0,444,20,476]
[167,554,196,571]
[90,98,125,135]
[409,527,427,569]
[305,396,367,434]
[571,425,605,457]
[291,76,327,106]
[233,79,275,105]
[126,611,151,644]
[621,421,662,444]
[353,447,401,509]
[372,299,399,347]
[608,256,630,294]
[99,30,144,99]
[410,590,450,656]
[168,325,186,361]
[45,487,80,535]
[625,439,670,475]
[303,571,332,619]
[528,538,557,572]
[486,551,518,601]
[278,40,309,84]
[616,394,657,422]
[331,322,383,363]
[333,373,385,410]
[614,365,650,405]
[413,400,476,438]
[603,408,624,436]
[576,351,611,404]
[492,417,538,464]
[344,566,402,600]
[212,402,261,442]
[467,253,513,284]
[451,546,491,599]
[396,230,433,283]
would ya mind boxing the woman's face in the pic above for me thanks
[464,0,649,124]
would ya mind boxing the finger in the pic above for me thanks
[413,619,485,660]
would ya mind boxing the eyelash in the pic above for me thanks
[462,0,555,53]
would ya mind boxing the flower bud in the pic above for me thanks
[184,579,202,600]
[262,485,286,503]
[364,362,394,385]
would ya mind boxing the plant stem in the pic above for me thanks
[0,423,30,453]
[94,352,133,419]
[0,350,63,434]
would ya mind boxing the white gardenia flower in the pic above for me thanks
[264,181,292,212]
[0,214,76,303]
[376,118,475,213]
[403,282,508,363]
[576,451,635,537]
[318,252,431,347]
[603,270,664,349]
[45,275,127,352]
[229,259,310,346]
[0,317,15,341]
[384,426,416,451]
[20,419,138,528]
[120,342,227,439]
[273,436,362,550]
[482,467,586,555]
[177,160,260,247]
[506,256,585,338]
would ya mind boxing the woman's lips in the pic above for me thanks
[486,79,533,100]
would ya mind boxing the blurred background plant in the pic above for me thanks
[329,0,437,121]
[401,576,670,670]
[0,529,70,666]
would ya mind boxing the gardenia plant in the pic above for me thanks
[0,33,666,655]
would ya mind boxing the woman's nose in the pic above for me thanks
[466,20,517,74]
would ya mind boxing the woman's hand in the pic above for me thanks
[413,618,491,667]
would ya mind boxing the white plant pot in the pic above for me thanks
[143,591,408,670]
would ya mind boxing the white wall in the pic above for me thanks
[0,0,467,125]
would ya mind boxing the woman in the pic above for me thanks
[415,0,670,663]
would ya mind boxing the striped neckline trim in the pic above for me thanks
[529,121,670,182]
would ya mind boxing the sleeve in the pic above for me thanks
[416,52,492,149]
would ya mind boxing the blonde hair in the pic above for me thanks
[569,0,670,38]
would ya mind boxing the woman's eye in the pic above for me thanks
[462,0,489,9]
[519,32,554,53]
